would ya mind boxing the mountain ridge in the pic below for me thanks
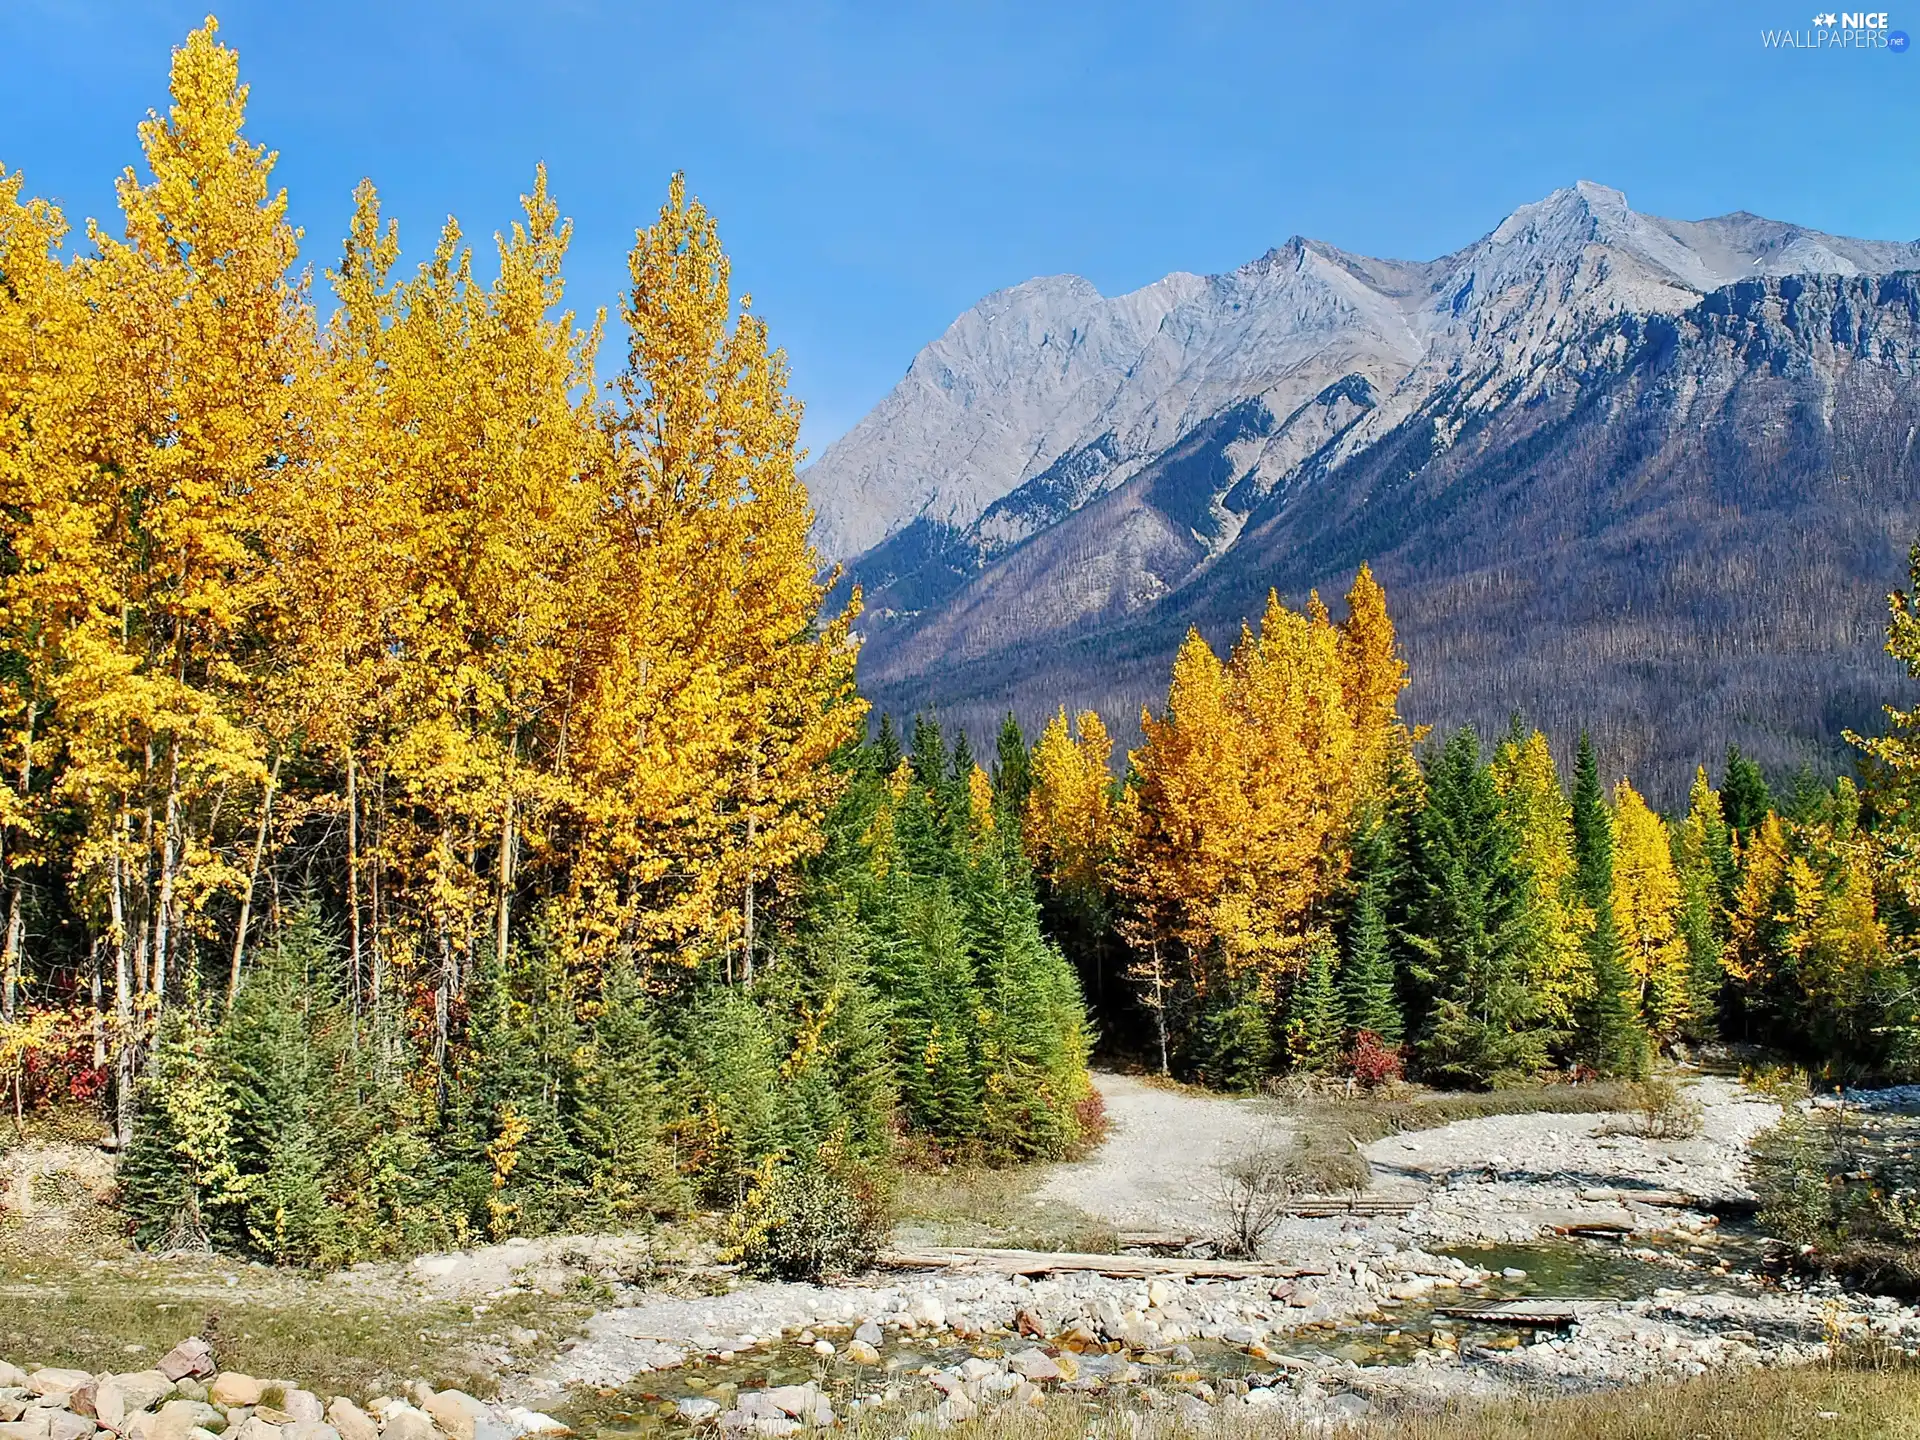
[804,184,1920,802]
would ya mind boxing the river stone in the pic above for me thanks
[152,1400,224,1440]
[1006,1351,1060,1382]
[852,1322,882,1348]
[0,1413,52,1440]
[208,1379,262,1411]
[675,1400,719,1425]
[843,1341,879,1366]
[156,1346,214,1386]
[324,1402,375,1440]
[422,1392,484,1440]
[936,1393,975,1425]
[99,1372,175,1428]
[282,1423,338,1440]
[377,1407,434,1440]
[27,1372,90,1401]
[1388,1278,1434,1301]
[502,1414,565,1438]
[279,1395,322,1427]
[230,1418,282,1440]
[48,1416,96,1440]
[906,1295,944,1329]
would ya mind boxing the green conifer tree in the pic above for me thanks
[1287,936,1345,1074]
[1405,727,1549,1087]
[1579,905,1653,1079]
[1341,882,1403,1044]
[1723,745,1773,841]
[1570,731,1613,914]
[872,713,903,775]
[992,712,1033,834]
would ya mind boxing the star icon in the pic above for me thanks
[1824,12,1839,22]
[1813,11,1826,21]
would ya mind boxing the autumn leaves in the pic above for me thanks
[0,23,860,1102]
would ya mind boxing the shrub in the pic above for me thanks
[1605,1077,1704,1140]
[1213,1144,1302,1258]
[726,1136,892,1281]
[1752,1112,1836,1245]
[1345,1030,1404,1090]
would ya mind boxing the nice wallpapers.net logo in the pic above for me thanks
[1762,11,1911,47]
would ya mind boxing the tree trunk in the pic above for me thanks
[346,750,362,1008]
[151,742,181,1008]
[1152,942,1170,1076]
[110,815,135,1151]
[228,750,281,1003]
[0,702,35,1022]
[495,770,515,968]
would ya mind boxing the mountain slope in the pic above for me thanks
[806,186,1920,801]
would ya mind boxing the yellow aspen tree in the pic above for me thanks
[571,173,863,975]
[1338,563,1411,774]
[1725,812,1790,988]
[1228,590,1357,973]
[74,19,316,1018]
[1119,629,1249,970]
[1490,729,1587,1026]
[1025,708,1116,904]
[1610,778,1690,1037]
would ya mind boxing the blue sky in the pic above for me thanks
[4,1,1916,453]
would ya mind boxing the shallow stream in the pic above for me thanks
[557,1235,1758,1438]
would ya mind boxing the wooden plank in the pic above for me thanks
[877,1246,1329,1281]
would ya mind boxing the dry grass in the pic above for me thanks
[892,1163,1117,1253]
[841,1364,1920,1440]
[0,1251,591,1401]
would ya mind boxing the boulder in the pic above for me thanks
[156,1346,214,1386]
[501,1415,564,1439]
[207,1379,262,1411]
[0,1412,52,1440]
[1006,1351,1060,1383]
[229,1419,282,1440]
[377,1406,435,1440]
[323,1402,376,1440]
[421,1393,483,1440]
[852,1321,882,1349]
[49,1417,97,1440]
[27,1373,91,1401]
[97,1372,175,1429]
[674,1400,719,1425]
[1388,1277,1434,1302]
[0,1371,24,1392]
[906,1295,944,1329]
[378,1405,435,1440]
[843,1342,879,1366]
[280,1396,322,1427]
[151,1400,224,1440]
[282,1424,338,1440]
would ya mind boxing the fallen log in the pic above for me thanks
[1436,1299,1588,1327]
[1116,1230,1199,1250]
[877,1246,1329,1281]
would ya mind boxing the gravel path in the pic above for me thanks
[1033,1071,1287,1236]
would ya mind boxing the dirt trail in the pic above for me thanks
[1034,1071,1288,1237]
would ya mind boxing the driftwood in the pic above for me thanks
[878,1246,1329,1280]
[1436,1299,1587,1327]
[1280,1196,1417,1217]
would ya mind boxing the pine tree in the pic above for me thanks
[1723,745,1774,841]
[575,963,685,1224]
[1571,732,1613,913]
[1672,768,1732,1039]
[1405,728,1549,1087]
[992,712,1032,834]
[1341,881,1402,1044]
[873,714,903,777]
[1287,936,1345,1073]
[1579,905,1652,1079]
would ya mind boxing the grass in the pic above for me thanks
[0,1250,592,1401]
[892,1162,1118,1253]
[836,1363,1920,1440]
[1270,1079,1650,1194]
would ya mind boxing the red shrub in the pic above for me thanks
[1344,1030,1404,1090]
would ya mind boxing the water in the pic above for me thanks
[557,1236,1734,1437]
